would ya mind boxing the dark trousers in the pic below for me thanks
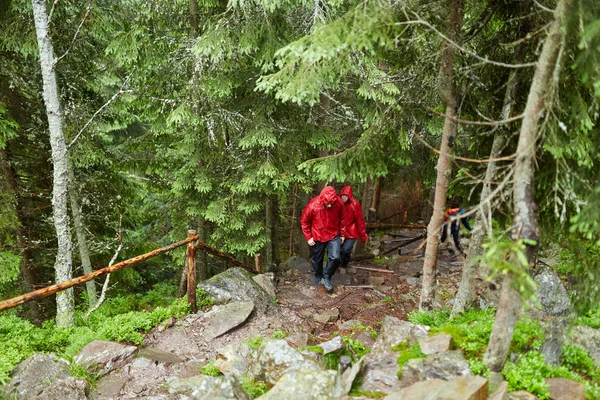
[441,222,461,251]
[311,236,341,279]
[340,238,356,268]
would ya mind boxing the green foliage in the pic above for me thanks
[0,288,190,385]
[241,377,270,399]
[0,102,18,148]
[502,352,552,399]
[576,308,600,329]
[0,252,21,284]
[70,362,99,390]
[393,341,425,378]
[299,345,324,354]
[342,336,370,360]
[270,330,286,339]
[245,336,264,349]
[324,353,340,370]
[562,345,600,380]
[200,360,223,377]
[480,238,540,306]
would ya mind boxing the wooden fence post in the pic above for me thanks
[186,230,197,313]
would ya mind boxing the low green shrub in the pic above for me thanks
[200,360,222,376]
[241,377,270,399]
[244,336,264,349]
[393,340,425,378]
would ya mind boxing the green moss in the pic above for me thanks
[348,372,386,398]
[241,377,270,399]
[200,360,222,376]
[270,330,286,339]
[244,336,264,349]
[394,341,425,378]
[299,345,324,354]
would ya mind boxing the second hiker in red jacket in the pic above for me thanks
[300,186,346,292]
[339,186,368,269]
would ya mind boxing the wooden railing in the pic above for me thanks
[0,230,253,314]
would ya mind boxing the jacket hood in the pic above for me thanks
[319,186,338,205]
[340,186,353,199]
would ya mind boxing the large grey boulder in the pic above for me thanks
[215,342,253,377]
[73,340,138,377]
[385,375,488,400]
[33,376,88,400]
[359,317,429,393]
[198,267,279,315]
[546,377,585,400]
[527,267,572,319]
[3,353,71,400]
[400,350,472,388]
[253,274,277,298]
[202,301,255,341]
[572,325,600,367]
[247,339,322,385]
[540,317,569,365]
[257,369,342,400]
[168,374,250,400]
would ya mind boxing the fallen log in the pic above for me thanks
[381,234,426,256]
[366,223,427,230]
[351,266,395,274]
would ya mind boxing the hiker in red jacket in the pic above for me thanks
[339,186,368,269]
[300,186,346,292]
[441,207,472,253]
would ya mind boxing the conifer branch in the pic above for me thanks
[54,0,93,65]
[425,106,525,126]
[68,71,134,149]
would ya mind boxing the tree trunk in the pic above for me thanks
[420,0,464,311]
[369,176,383,222]
[265,195,274,272]
[0,147,41,320]
[31,0,74,327]
[68,163,97,307]
[288,184,298,256]
[451,67,520,316]
[197,217,210,280]
[297,190,311,260]
[189,0,199,37]
[484,0,572,372]
[354,176,373,255]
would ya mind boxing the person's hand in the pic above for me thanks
[362,235,368,242]
[341,236,345,244]
[308,238,315,246]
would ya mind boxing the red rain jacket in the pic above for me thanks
[340,186,368,242]
[301,186,346,242]
[444,208,461,221]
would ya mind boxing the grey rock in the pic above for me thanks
[318,336,344,355]
[507,391,539,400]
[198,267,279,316]
[3,353,70,400]
[214,342,252,377]
[247,339,322,385]
[546,377,585,400]
[406,277,421,286]
[257,369,342,400]
[202,301,255,340]
[252,274,277,298]
[277,256,311,272]
[359,317,429,393]
[488,381,509,400]
[286,332,309,348]
[385,375,488,400]
[527,267,572,319]
[188,374,250,400]
[341,357,364,394]
[400,350,472,388]
[540,317,569,365]
[418,334,454,355]
[73,340,138,377]
[572,325,600,367]
[138,347,186,364]
[33,376,88,400]
[94,375,130,399]
[314,308,340,324]
[373,316,429,353]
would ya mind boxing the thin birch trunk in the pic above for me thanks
[484,0,572,372]
[451,68,519,316]
[420,0,464,311]
[31,0,74,327]
[68,163,97,306]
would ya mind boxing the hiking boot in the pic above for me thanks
[313,275,322,285]
[321,277,333,292]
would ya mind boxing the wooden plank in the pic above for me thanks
[351,266,395,274]
[186,230,197,313]
[366,223,427,230]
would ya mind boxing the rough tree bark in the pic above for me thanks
[31,0,75,327]
[419,0,465,311]
[368,176,383,223]
[484,0,572,372]
[451,67,520,316]
[265,194,280,271]
[68,163,97,306]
